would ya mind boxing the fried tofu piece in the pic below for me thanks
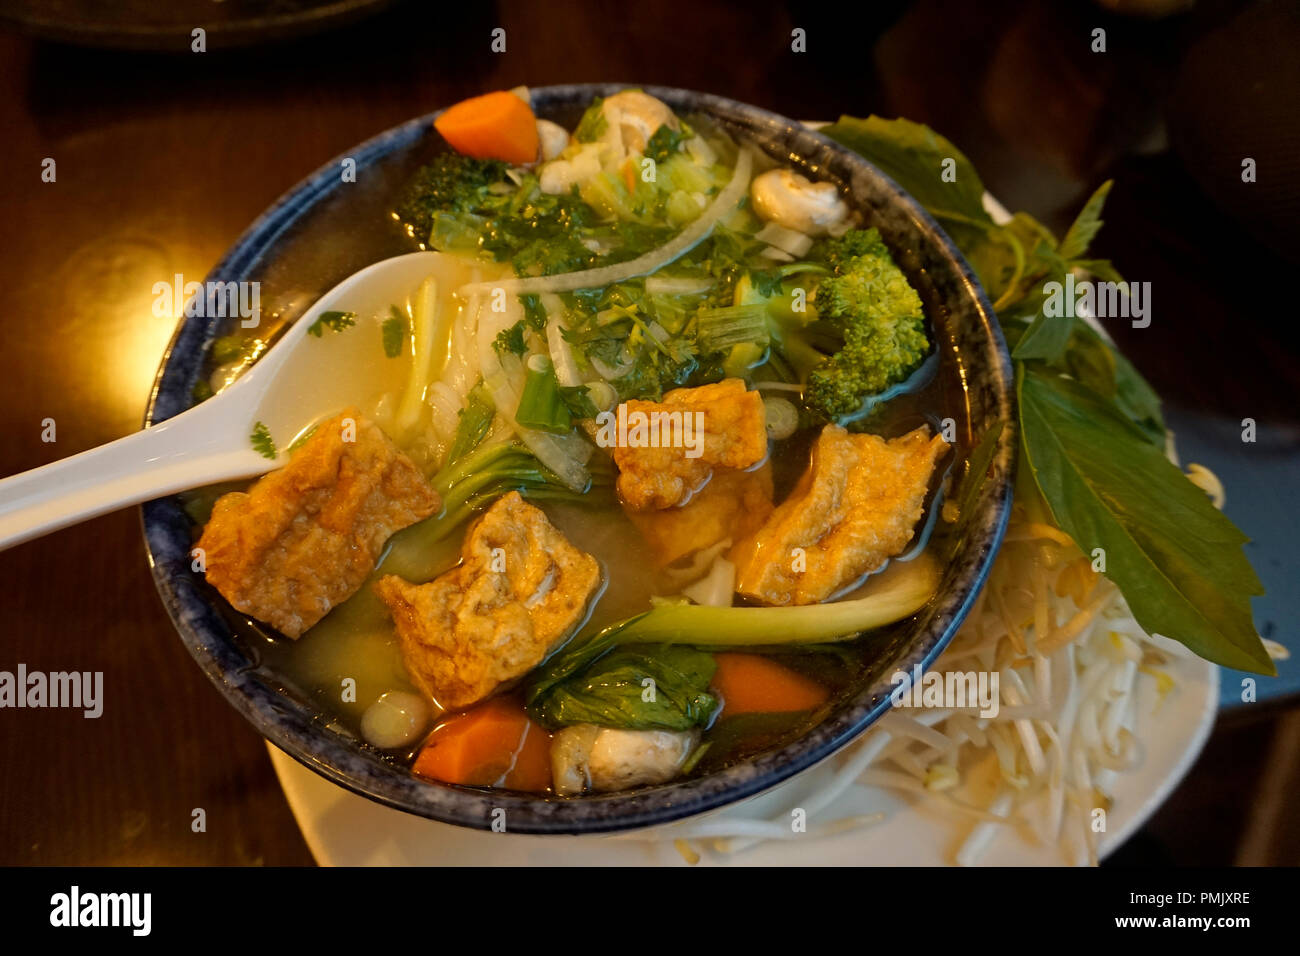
[612,378,767,511]
[375,492,602,710]
[624,463,774,567]
[732,425,948,606]
[197,409,440,638]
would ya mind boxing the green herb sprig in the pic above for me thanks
[823,115,1272,674]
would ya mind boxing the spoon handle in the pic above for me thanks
[0,400,270,552]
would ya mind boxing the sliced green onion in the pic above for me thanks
[696,303,770,354]
[515,355,573,435]
[763,397,799,440]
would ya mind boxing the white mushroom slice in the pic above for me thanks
[601,90,679,155]
[750,168,849,236]
[536,118,570,162]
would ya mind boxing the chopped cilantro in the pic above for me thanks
[493,319,528,357]
[382,306,406,358]
[250,421,277,460]
[520,293,548,331]
[307,310,356,337]
[645,124,687,163]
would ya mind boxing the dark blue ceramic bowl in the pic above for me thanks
[144,85,1015,835]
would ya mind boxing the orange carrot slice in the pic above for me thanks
[711,653,830,716]
[413,697,552,792]
[433,91,540,165]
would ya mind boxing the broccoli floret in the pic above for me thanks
[814,227,892,270]
[393,154,510,245]
[805,232,929,419]
[733,228,929,421]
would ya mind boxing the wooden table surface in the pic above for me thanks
[1,0,1296,865]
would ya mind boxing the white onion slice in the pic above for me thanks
[755,221,814,257]
[644,276,715,296]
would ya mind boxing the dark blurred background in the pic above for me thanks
[0,0,1296,865]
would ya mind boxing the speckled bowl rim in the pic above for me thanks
[143,84,1016,835]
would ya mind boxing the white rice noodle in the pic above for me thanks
[458,148,754,297]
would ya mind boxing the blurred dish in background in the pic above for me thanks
[0,0,401,50]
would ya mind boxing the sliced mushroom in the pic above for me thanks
[750,168,849,237]
[602,90,679,155]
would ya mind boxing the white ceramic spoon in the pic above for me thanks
[0,251,450,551]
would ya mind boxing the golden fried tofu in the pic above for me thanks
[625,463,774,567]
[732,425,948,606]
[197,409,440,638]
[612,378,767,511]
[375,492,602,710]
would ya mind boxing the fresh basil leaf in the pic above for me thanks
[1059,180,1113,260]
[821,115,992,226]
[1072,258,1126,286]
[1061,319,1165,444]
[527,644,719,731]
[1019,367,1271,674]
[1012,307,1073,362]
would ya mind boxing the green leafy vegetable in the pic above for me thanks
[382,307,406,358]
[696,303,770,353]
[492,319,528,357]
[393,153,510,245]
[821,115,991,226]
[445,380,495,465]
[307,310,356,337]
[249,421,276,460]
[519,293,548,331]
[558,384,602,420]
[515,357,573,434]
[645,124,687,163]
[386,390,613,566]
[527,644,719,731]
[1019,368,1272,673]
[1059,181,1113,260]
[573,98,608,143]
